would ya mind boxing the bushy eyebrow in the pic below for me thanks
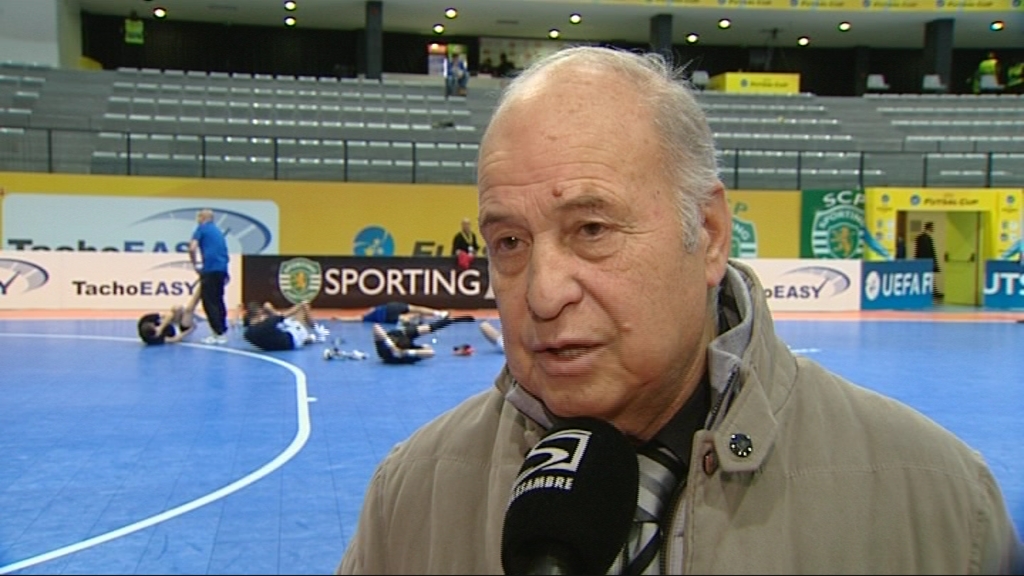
[480,193,615,232]
[556,194,612,215]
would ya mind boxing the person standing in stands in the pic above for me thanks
[495,52,516,78]
[1006,60,1023,94]
[189,208,230,345]
[120,10,145,68]
[972,51,1001,94]
[446,53,468,98]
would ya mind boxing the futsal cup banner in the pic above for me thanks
[0,251,242,310]
[242,255,496,310]
[599,0,1022,8]
[864,188,1022,263]
[737,258,861,312]
[800,189,865,259]
[1,193,279,255]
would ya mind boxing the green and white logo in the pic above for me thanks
[811,204,863,258]
[801,189,865,259]
[278,257,322,304]
[731,216,758,258]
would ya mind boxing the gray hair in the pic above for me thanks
[486,46,722,252]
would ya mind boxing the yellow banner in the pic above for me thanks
[790,0,863,9]
[863,187,1023,261]
[545,0,1022,9]
[728,190,802,258]
[709,72,801,95]
[864,0,1017,9]
[0,172,478,256]
[0,173,809,259]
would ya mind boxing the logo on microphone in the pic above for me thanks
[510,428,591,502]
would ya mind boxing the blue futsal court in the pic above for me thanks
[1,314,1022,574]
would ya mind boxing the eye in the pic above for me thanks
[495,236,521,252]
[579,222,607,238]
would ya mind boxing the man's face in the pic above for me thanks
[478,67,728,439]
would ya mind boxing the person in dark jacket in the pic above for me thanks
[914,221,942,299]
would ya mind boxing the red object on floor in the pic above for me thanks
[453,344,475,356]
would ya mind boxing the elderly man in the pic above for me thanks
[188,208,230,345]
[338,47,1022,574]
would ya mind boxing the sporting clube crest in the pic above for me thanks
[803,190,866,259]
[243,255,496,309]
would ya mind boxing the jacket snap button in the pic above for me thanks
[702,450,718,475]
[729,433,753,457]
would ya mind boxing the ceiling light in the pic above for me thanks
[686,33,699,44]
[717,19,731,30]
[989,20,1004,31]
[444,8,458,19]
[797,36,810,46]
[153,7,167,18]
[284,16,296,26]
[838,21,851,32]
[569,13,582,25]
[433,23,445,34]
[284,1,297,11]
[548,28,561,39]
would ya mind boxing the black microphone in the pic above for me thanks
[501,417,639,575]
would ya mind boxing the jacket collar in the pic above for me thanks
[495,260,791,472]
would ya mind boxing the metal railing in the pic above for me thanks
[1,125,1021,190]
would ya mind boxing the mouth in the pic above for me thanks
[535,342,598,360]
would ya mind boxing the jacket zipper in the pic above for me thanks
[661,366,739,574]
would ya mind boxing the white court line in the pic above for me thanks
[788,347,822,354]
[0,333,311,575]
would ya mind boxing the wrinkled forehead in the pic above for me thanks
[481,71,659,180]
[483,69,653,169]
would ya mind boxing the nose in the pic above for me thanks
[525,243,583,321]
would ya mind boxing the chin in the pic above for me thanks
[534,383,616,422]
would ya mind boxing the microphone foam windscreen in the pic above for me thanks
[501,417,639,575]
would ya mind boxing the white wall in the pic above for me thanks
[0,0,62,67]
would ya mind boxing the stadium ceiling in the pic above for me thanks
[78,0,1022,49]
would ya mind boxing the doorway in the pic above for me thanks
[944,211,982,306]
[905,211,982,306]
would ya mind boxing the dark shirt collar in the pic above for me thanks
[646,369,711,471]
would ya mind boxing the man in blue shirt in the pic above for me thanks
[189,208,230,345]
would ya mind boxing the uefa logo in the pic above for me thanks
[864,270,881,301]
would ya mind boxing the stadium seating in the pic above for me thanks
[0,62,1020,189]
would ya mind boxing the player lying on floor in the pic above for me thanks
[332,301,461,327]
[242,301,330,352]
[137,289,202,345]
[372,314,474,364]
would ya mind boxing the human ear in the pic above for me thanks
[702,184,731,287]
